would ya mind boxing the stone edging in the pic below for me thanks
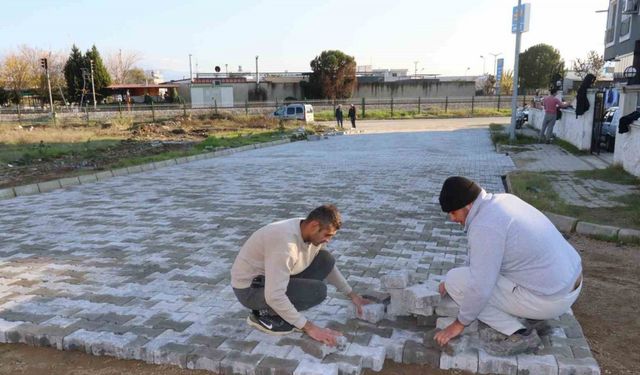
[504,174,640,244]
[0,139,292,201]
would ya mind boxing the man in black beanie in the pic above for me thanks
[433,176,583,356]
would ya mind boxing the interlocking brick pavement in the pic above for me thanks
[0,125,598,374]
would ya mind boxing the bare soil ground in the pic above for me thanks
[0,235,636,374]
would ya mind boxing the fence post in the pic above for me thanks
[471,96,475,114]
[497,95,501,111]
[445,96,449,113]
[183,102,187,117]
[118,102,122,115]
[390,97,394,117]
[85,106,89,125]
[245,100,248,116]
[214,99,218,115]
[17,104,22,125]
[151,100,156,123]
[418,97,421,114]
[361,97,365,118]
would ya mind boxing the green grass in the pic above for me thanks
[554,138,586,155]
[508,171,640,230]
[314,108,511,121]
[574,165,640,185]
[489,124,538,146]
[195,131,286,150]
[0,139,121,166]
[109,150,202,169]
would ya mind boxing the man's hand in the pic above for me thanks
[347,292,373,316]
[438,281,447,297]
[434,320,465,346]
[303,321,343,346]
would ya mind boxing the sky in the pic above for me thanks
[0,0,609,81]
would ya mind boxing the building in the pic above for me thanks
[604,0,640,81]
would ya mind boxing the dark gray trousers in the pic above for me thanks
[233,249,335,314]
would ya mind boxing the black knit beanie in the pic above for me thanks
[439,176,482,213]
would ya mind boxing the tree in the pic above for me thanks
[0,45,40,104]
[106,50,141,84]
[126,68,149,84]
[308,50,356,99]
[518,44,565,92]
[84,45,111,98]
[482,75,496,95]
[572,50,604,80]
[500,69,514,95]
[0,87,11,105]
[63,44,85,103]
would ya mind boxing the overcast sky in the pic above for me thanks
[0,0,609,80]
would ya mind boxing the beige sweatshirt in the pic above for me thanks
[230,218,352,328]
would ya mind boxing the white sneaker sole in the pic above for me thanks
[246,316,295,336]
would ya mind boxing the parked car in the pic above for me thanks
[272,103,314,122]
[600,106,620,152]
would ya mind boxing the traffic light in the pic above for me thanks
[40,58,48,70]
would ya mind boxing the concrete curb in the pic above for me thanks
[0,139,292,201]
[504,174,640,244]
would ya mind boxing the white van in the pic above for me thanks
[273,103,314,122]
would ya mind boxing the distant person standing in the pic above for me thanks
[348,104,357,128]
[539,88,568,143]
[335,104,344,128]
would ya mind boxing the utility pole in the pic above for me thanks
[255,55,259,85]
[40,57,54,119]
[509,0,524,141]
[189,54,193,82]
[90,59,97,110]
[480,55,486,75]
[414,61,419,78]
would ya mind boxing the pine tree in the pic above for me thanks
[63,44,84,103]
[84,45,111,103]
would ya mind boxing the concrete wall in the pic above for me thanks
[528,91,595,150]
[614,84,640,177]
[353,80,475,99]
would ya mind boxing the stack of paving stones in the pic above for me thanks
[0,129,600,374]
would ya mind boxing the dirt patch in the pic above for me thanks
[0,235,636,374]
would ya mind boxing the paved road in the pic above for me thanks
[2,119,590,374]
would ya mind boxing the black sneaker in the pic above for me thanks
[246,311,295,335]
[483,328,542,356]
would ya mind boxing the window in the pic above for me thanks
[606,1,618,45]
[286,107,295,115]
[620,14,632,41]
[296,107,303,114]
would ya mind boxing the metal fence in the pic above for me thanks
[0,95,573,125]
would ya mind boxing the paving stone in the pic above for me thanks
[94,171,113,180]
[37,180,62,193]
[322,353,363,375]
[351,303,385,324]
[344,343,385,371]
[516,354,558,375]
[436,317,478,333]
[435,295,459,317]
[386,289,407,317]
[381,270,410,290]
[478,349,517,375]
[557,357,601,375]
[256,356,300,375]
[13,183,40,196]
[439,348,478,373]
[186,346,227,371]
[0,187,16,199]
[404,282,441,315]
[219,350,265,375]
[293,359,339,375]
[402,339,440,367]
[618,228,640,243]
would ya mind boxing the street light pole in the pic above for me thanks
[509,0,523,141]
[489,52,502,76]
[255,56,259,85]
[480,55,486,75]
[189,54,193,82]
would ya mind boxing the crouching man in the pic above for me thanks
[231,204,370,346]
[434,176,583,355]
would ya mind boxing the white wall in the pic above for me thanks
[613,84,640,177]
[528,91,595,150]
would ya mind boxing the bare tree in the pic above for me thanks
[106,50,141,84]
[572,50,604,80]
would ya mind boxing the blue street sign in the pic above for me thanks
[511,3,530,33]
[496,58,504,82]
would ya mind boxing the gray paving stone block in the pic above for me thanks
[252,342,294,358]
[0,319,25,343]
[219,350,265,375]
[402,339,440,367]
[370,334,404,362]
[256,356,300,375]
[516,354,558,375]
[344,343,385,371]
[575,222,619,239]
[436,317,478,333]
[435,295,459,317]
[386,289,407,317]
[478,349,517,375]
[544,211,578,233]
[354,303,385,323]
[140,163,156,171]
[439,348,478,373]
[404,282,441,315]
[186,347,227,371]
[37,180,62,193]
[186,334,226,348]
[381,270,410,290]
[322,353,363,375]
[219,338,259,353]
[618,228,640,243]
[154,342,194,367]
[293,359,338,375]
[126,165,144,174]
[557,357,601,375]
[111,168,129,177]
[14,183,40,196]
[59,176,81,187]
[278,337,336,359]
[0,187,16,199]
